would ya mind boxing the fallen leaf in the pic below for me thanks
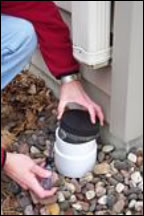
[1,130,16,150]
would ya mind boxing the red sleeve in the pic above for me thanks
[1,148,6,168]
[1,1,80,78]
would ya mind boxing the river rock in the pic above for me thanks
[17,192,31,209]
[86,191,96,200]
[94,163,111,175]
[60,201,70,211]
[109,178,118,186]
[128,193,138,201]
[129,199,137,209]
[80,202,90,212]
[30,146,40,155]
[107,194,117,208]
[116,183,125,193]
[126,210,132,215]
[98,152,105,163]
[114,161,131,171]
[128,153,137,163]
[114,173,124,183]
[65,183,76,194]
[71,179,82,193]
[89,201,97,212]
[138,181,143,191]
[131,171,143,184]
[86,183,95,191]
[112,151,127,161]
[24,205,35,215]
[57,192,65,203]
[9,182,21,195]
[98,195,108,205]
[136,156,143,167]
[102,145,115,153]
[96,186,106,198]
[70,195,77,203]
[81,173,94,183]
[64,209,74,215]
[40,195,58,205]
[113,199,125,213]
[62,191,71,200]
[72,203,83,211]
[47,203,60,215]
[135,201,143,212]
[40,207,48,215]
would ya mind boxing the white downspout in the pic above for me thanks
[72,1,111,69]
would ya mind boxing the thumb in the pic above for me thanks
[57,102,66,120]
[32,165,52,178]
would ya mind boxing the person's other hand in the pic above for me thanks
[58,81,104,125]
[4,153,57,198]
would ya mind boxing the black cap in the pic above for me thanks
[60,109,100,137]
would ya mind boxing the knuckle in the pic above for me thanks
[88,104,94,111]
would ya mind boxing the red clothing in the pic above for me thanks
[1,148,5,168]
[1,1,79,78]
[1,1,80,167]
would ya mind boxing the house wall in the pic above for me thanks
[31,1,143,149]
[111,1,143,143]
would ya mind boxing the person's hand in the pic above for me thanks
[4,153,57,198]
[58,81,104,125]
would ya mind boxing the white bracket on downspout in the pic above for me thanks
[72,1,111,69]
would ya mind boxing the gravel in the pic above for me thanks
[81,173,94,183]
[98,195,108,205]
[96,186,107,198]
[8,182,22,195]
[60,201,70,211]
[114,173,124,183]
[1,73,143,215]
[114,160,132,171]
[31,143,144,214]
[70,195,77,203]
[128,153,137,163]
[107,194,117,208]
[17,193,32,209]
[135,201,143,212]
[102,145,115,154]
[86,191,96,201]
[65,183,76,194]
[98,152,105,163]
[24,205,35,215]
[94,163,111,175]
[57,192,65,203]
[113,199,125,214]
[112,150,127,161]
[2,128,143,216]
[72,203,83,211]
[116,183,125,193]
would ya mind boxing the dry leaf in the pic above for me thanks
[25,110,37,130]
[1,72,58,136]
[1,130,16,150]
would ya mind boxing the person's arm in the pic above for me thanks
[1,1,104,124]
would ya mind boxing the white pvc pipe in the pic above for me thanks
[54,128,97,178]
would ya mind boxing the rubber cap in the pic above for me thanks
[60,109,100,137]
